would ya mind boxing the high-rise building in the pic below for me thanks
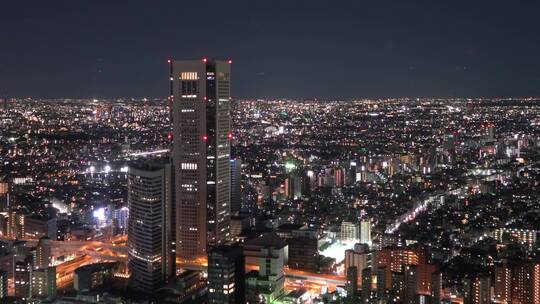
[246,245,286,304]
[170,59,232,260]
[405,266,418,303]
[8,211,24,239]
[127,162,175,293]
[30,266,56,300]
[359,219,372,245]
[463,275,490,304]
[346,266,358,298]
[0,270,7,299]
[361,267,372,298]
[284,175,303,200]
[431,272,442,304]
[376,266,387,297]
[341,221,359,242]
[494,261,540,304]
[113,206,129,234]
[23,215,57,240]
[14,258,32,300]
[35,237,51,269]
[344,245,371,287]
[207,244,245,304]
[74,262,120,293]
[288,229,319,272]
[230,158,242,214]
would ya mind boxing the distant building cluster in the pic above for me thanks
[1,63,540,303]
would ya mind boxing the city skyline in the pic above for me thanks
[2,1,540,303]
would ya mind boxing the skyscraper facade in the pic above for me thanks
[14,259,31,300]
[360,219,372,245]
[346,266,358,298]
[341,221,359,242]
[127,163,174,293]
[35,237,51,269]
[230,158,242,214]
[29,266,57,300]
[170,59,232,260]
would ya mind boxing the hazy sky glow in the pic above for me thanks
[1,0,540,98]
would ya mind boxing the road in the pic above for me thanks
[385,163,530,234]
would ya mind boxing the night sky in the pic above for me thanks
[1,0,540,99]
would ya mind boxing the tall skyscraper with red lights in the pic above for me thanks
[170,59,232,260]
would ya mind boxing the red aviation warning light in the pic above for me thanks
[227,133,233,140]
[167,59,171,64]
[203,135,208,141]
[228,59,232,64]
[203,58,208,63]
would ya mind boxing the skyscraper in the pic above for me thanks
[207,244,245,304]
[346,266,358,298]
[170,59,232,260]
[230,158,242,214]
[288,229,319,272]
[494,261,540,304]
[341,221,359,242]
[29,266,56,300]
[14,258,31,300]
[127,162,174,293]
[35,237,51,269]
[345,244,371,288]
[463,275,491,304]
[360,219,372,245]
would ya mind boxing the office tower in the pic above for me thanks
[431,272,442,304]
[341,221,359,242]
[170,59,232,260]
[74,262,120,293]
[346,266,358,298]
[230,215,250,238]
[344,246,371,287]
[361,267,372,297]
[415,263,439,296]
[391,271,406,299]
[127,163,175,293]
[284,175,303,200]
[23,215,57,240]
[113,206,129,234]
[0,270,7,299]
[246,245,285,304]
[463,275,490,304]
[376,266,387,297]
[230,158,242,214]
[8,211,24,239]
[288,229,319,272]
[208,245,245,304]
[35,237,51,269]
[30,266,56,300]
[359,219,371,245]
[15,258,32,300]
[405,266,418,303]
